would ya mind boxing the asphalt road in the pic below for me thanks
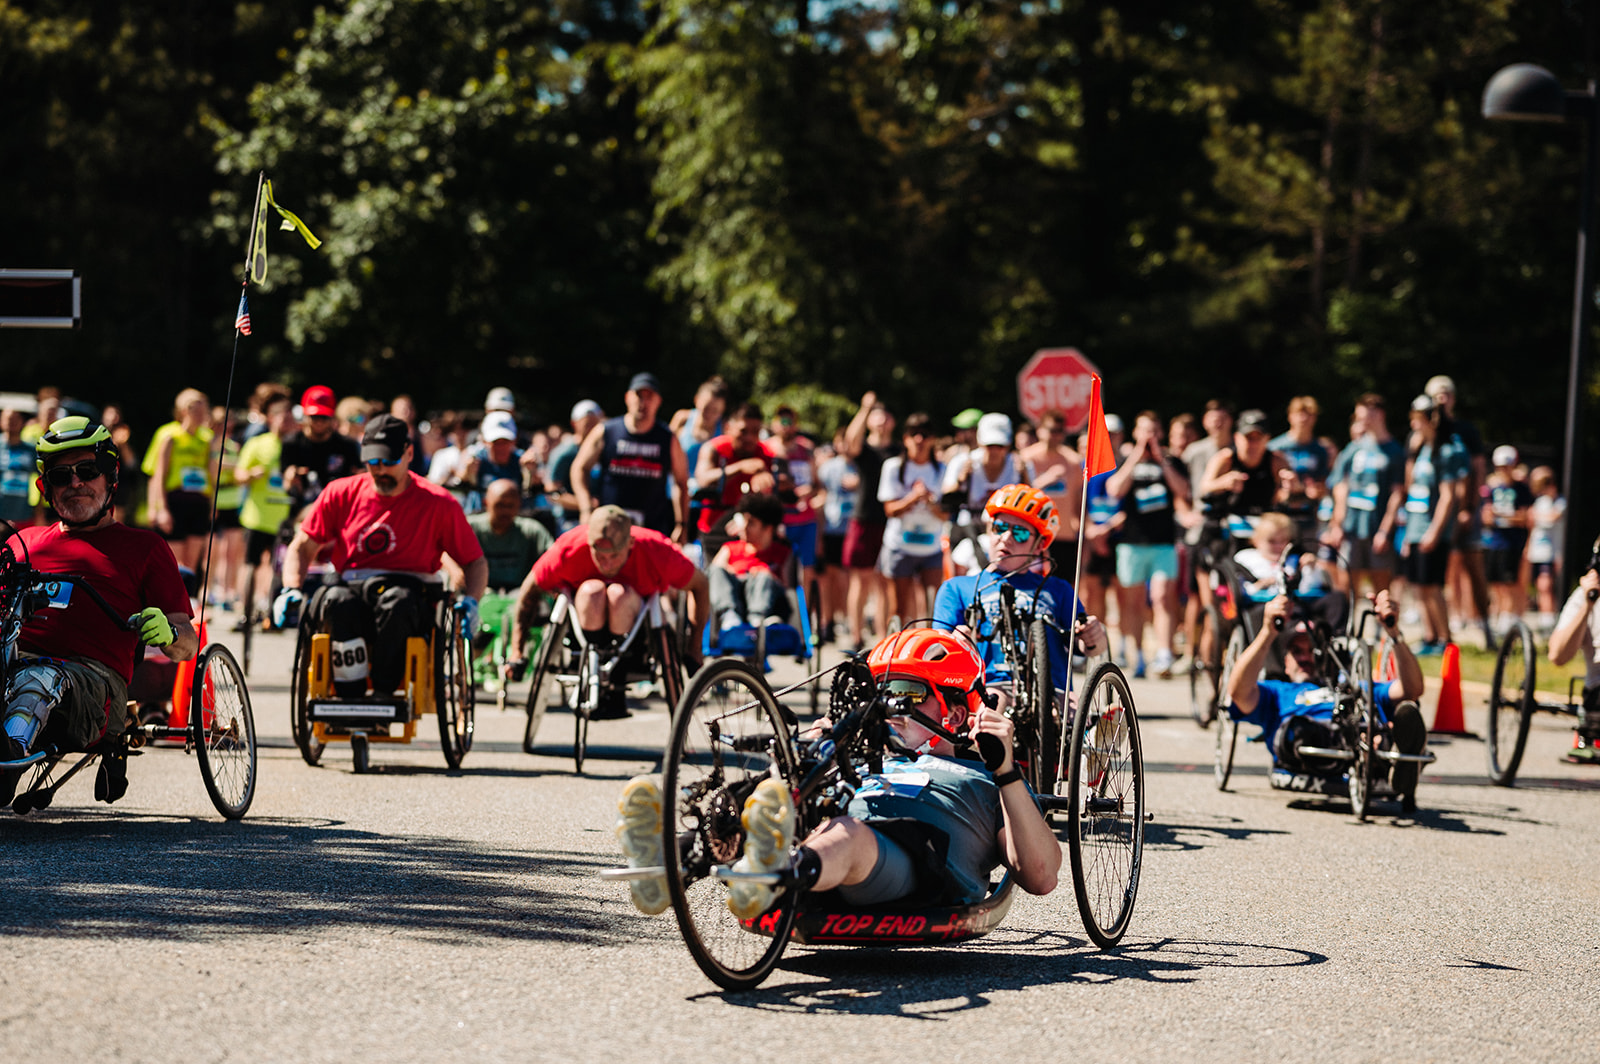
[3,623,1597,1064]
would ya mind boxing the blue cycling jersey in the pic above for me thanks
[932,570,1084,691]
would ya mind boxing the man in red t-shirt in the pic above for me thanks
[276,415,487,698]
[693,402,789,535]
[524,506,708,695]
[3,417,197,807]
[707,494,791,637]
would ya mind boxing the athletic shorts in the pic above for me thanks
[820,532,847,570]
[834,818,954,908]
[244,527,278,562]
[1484,546,1523,584]
[1451,507,1483,552]
[842,519,886,571]
[15,653,129,748]
[1345,536,1397,574]
[1404,544,1451,587]
[878,544,943,580]
[1086,542,1116,581]
[212,507,240,532]
[161,491,211,540]
[784,521,818,569]
[1531,561,1558,581]
[1115,543,1179,587]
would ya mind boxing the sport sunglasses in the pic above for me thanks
[364,456,404,467]
[989,518,1035,544]
[881,677,935,703]
[42,460,105,487]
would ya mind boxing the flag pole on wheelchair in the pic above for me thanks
[193,171,321,634]
[1064,374,1119,695]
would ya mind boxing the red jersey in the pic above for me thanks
[719,539,791,579]
[301,471,483,574]
[698,436,782,532]
[533,526,696,598]
[17,522,193,684]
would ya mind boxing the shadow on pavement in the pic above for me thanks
[1142,817,1291,852]
[709,934,1327,1015]
[0,814,616,945]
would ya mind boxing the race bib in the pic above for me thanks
[330,638,370,684]
[788,459,813,487]
[0,469,26,497]
[266,472,290,507]
[1348,482,1379,512]
[1405,484,1431,515]
[179,466,208,492]
[39,579,73,609]
[861,770,930,798]
[1293,686,1336,707]
[1134,482,1169,514]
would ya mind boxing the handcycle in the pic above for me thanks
[471,588,546,712]
[521,589,687,773]
[1189,512,1263,728]
[288,574,475,774]
[0,533,256,819]
[1487,616,1597,785]
[603,640,1145,991]
[701,553,824,715]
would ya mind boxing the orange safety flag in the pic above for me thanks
[1083,374,1118,477]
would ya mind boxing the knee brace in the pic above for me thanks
[4,662,72,751]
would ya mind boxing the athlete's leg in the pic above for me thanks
[800,816,884,892]
[604,583,643,637]
[574,578,611,636]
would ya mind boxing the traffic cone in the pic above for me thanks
[1429,641,1471,736]
[166,618,207,732]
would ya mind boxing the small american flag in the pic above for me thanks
[234,291,252,335]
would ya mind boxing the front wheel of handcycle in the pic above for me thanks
[1487,619,1535,787]
[663,658,799,991]
[190,643,257,819]
[524,607,571,755]
[289,614,325,767]
[1214,626,1246,790]
[1024,617,1058,794]
[1189,604,1224,728]
[1346,638,1375,821]
[437,617,475,769]
[1066,661,1145,948]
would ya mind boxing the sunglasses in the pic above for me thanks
[990,518,1035,544]
[365,456,403,468]
[881,677,935,704]
[43,461,105,488]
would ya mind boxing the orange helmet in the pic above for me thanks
[984,483,1059,549]
[867,629,986,733]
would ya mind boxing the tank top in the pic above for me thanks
[143,422,214,495]
[964,452,1026,510]
[597,416,675,535]
[1226,449,1277,515]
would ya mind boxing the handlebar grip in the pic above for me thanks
[1588,588,1599,604]
[976,732,1004,772]
[122,613,142,634]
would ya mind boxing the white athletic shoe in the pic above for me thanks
[614,776,670,915]
[1152,649,1174,679]
[726,777,795,920]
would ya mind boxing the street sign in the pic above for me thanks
[1017,348,1100,432]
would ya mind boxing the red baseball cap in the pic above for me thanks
[301,385,336,419]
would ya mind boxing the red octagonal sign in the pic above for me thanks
[1017,348,1101,433]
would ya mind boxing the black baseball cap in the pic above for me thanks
[361,413,411,462]
[628,372,663,395]
[1237,409,1270,434]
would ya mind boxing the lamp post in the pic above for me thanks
[1483,63,1597,589]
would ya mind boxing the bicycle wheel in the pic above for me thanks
[574,644,597,774]
[807,578,823,715]
[1189,605,1223,728]
[241,592,255,677]
[523,608,570,754]
[190,643,257,819]
[654,622,686,711]
[290,614,324,767]
[437,613,474,769]
[1347,639,1375,821]
[1066,661,1144,948]
[663,658,799,991]
[1214,626,1246,790]
[1024,617,1058,794]
[1487,619,1536,786]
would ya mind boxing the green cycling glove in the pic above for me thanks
[134,607,176,647]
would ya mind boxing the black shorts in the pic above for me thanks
[212,507,240,531]
[162,491,211,539]
[244,528,278,562]
[1086,543,1116,580]
[1484,545,1525,584]
[820,532,847,571]
[1404,544,1451,587]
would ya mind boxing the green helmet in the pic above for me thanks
[34,415,116,473]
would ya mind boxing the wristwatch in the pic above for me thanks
[992,766,1023,788]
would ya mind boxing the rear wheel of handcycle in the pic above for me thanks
[189,643,257,819]
[1066,661,1144,948]
[654,622,686,712]
[1346,640,1375,821]
[524,608,571,755]
[573,645,598,775]
[663,658,799,991]
[1214,626,1246,790]
[1024,617,1058,794]
[289,613,325,767]
[1189,604,1224,728]
[1487,619,1535,787]
[437,615,475,769]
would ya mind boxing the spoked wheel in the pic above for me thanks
[240,592,255,677]
[1487,619,1536,786]
[806,578,823,715]
[1024,617,1058,794]
[1189,605,1224,728]
[663,658,799,991]
[1066,661,1144,948]
[524,608,571,755]
[437,613,475,769]
[1346,640,1375,821]
[290,614,325,767]
[654,620,686,711]
[1214,626,1246,790]
[189,643,257,819]
[574,645,598,774]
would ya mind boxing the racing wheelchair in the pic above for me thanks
[1487,616,1599,785]
[0,537,256,819]
[521,589,687,773]
[603,644,1146,991]
[288,574,474,773]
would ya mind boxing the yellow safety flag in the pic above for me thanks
[245,175,270,284]
[264,179,322,251]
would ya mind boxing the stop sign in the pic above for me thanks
[1017,348,1101,432]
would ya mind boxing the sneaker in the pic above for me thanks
[720,610,745,632]
[614,776,671,915]
[1566,742,1600,765]
[590,684,631,721]
[1416,641,1445,657]
[1133,654,1147,680]
[726,778,795,920]
[1152,649,1174,679]
[94,744,129,804]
